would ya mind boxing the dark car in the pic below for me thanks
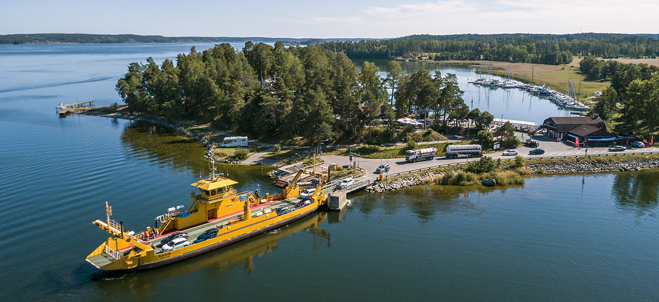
[159,232,189,246]
[276,206,291,215]
[529,148,545,155]
[525,140,539,148]
[197,228,219,241]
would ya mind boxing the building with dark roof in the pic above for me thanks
[532,116,614,145]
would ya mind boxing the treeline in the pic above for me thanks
[116,43,493,145]
[579,56,659,81]
[319,33,659,65]
[587,58,659,135]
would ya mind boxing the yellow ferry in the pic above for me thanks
[86,164,328,271]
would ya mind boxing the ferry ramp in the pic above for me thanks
[322,176,373,194]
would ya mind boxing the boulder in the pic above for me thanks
[482,179,496,187]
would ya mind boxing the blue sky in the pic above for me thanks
[2,0,657,38]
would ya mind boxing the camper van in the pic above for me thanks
[219,136,248,147]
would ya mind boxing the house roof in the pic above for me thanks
[568,124,601,137]
[547,116,604,133]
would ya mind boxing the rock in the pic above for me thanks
[482,179,496,186]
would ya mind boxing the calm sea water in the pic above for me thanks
[1,44,658,301]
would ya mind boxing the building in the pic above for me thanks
[532,116,615,145]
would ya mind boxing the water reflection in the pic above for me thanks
[612,171,659,216]
[353,184,522,222]
[120,120,208,173]
[92,211,329,297]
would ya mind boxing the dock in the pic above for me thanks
[56,100,95,115]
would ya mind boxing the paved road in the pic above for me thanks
[321,132,659,177]
[241,148,277,165]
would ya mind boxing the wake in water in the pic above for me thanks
[0,76,113,93]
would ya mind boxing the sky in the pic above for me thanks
[2,0,658,38]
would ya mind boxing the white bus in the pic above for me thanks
[219,136,248,147]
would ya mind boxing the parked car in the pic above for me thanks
[300,188,316,199]
[524,139,539,148]
[338,177,355,188]
[630,141,645,148]
[276,206,291,215]
[197,228,219,241]
[609,145,626,152]
[376,163,391,174]
[159,232,188,246]
[529,148,545,155]
[502,150,518,156]
[161,237,189,252]
[297,200,311,207]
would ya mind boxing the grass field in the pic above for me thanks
[569,57,659,68]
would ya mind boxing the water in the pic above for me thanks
[359,59,574,124]
[2,44,659,301]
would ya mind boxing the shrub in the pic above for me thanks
[516,167,531,175]
[466,156,499,173]
[273,144,281,155]
[234,147,249,161]
[406,140,417,150]
[438,171,478,186]
[514,155,526,168]
[535,168,545,174]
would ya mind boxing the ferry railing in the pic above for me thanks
[105,245,122,260]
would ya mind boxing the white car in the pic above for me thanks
[376,163,390,174]
[502,149,518,156]
[161,237,189,252]
[338,177,355,188]
[300,188,316,199]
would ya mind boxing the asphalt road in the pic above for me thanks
[321,132,659,177]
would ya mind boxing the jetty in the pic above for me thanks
[56,100,95,116]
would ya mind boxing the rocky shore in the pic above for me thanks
[365,156,659,193]
[365,171,444,192]
[528,157,659,173]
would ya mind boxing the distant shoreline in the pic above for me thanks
[0,33,363,45]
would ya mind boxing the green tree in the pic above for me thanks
[475,130,494,150]
[498,121,521,148]
[299,87,334,144]
[116,62,147,113]
[358,61,389,126]
[386,60,404,106]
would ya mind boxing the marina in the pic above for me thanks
[471,77,591,111]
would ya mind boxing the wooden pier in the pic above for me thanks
[56,100,95,115]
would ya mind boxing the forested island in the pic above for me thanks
[115,42,495,146]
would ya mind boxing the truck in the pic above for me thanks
[445,144,482,159]
[405,147,437,162]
